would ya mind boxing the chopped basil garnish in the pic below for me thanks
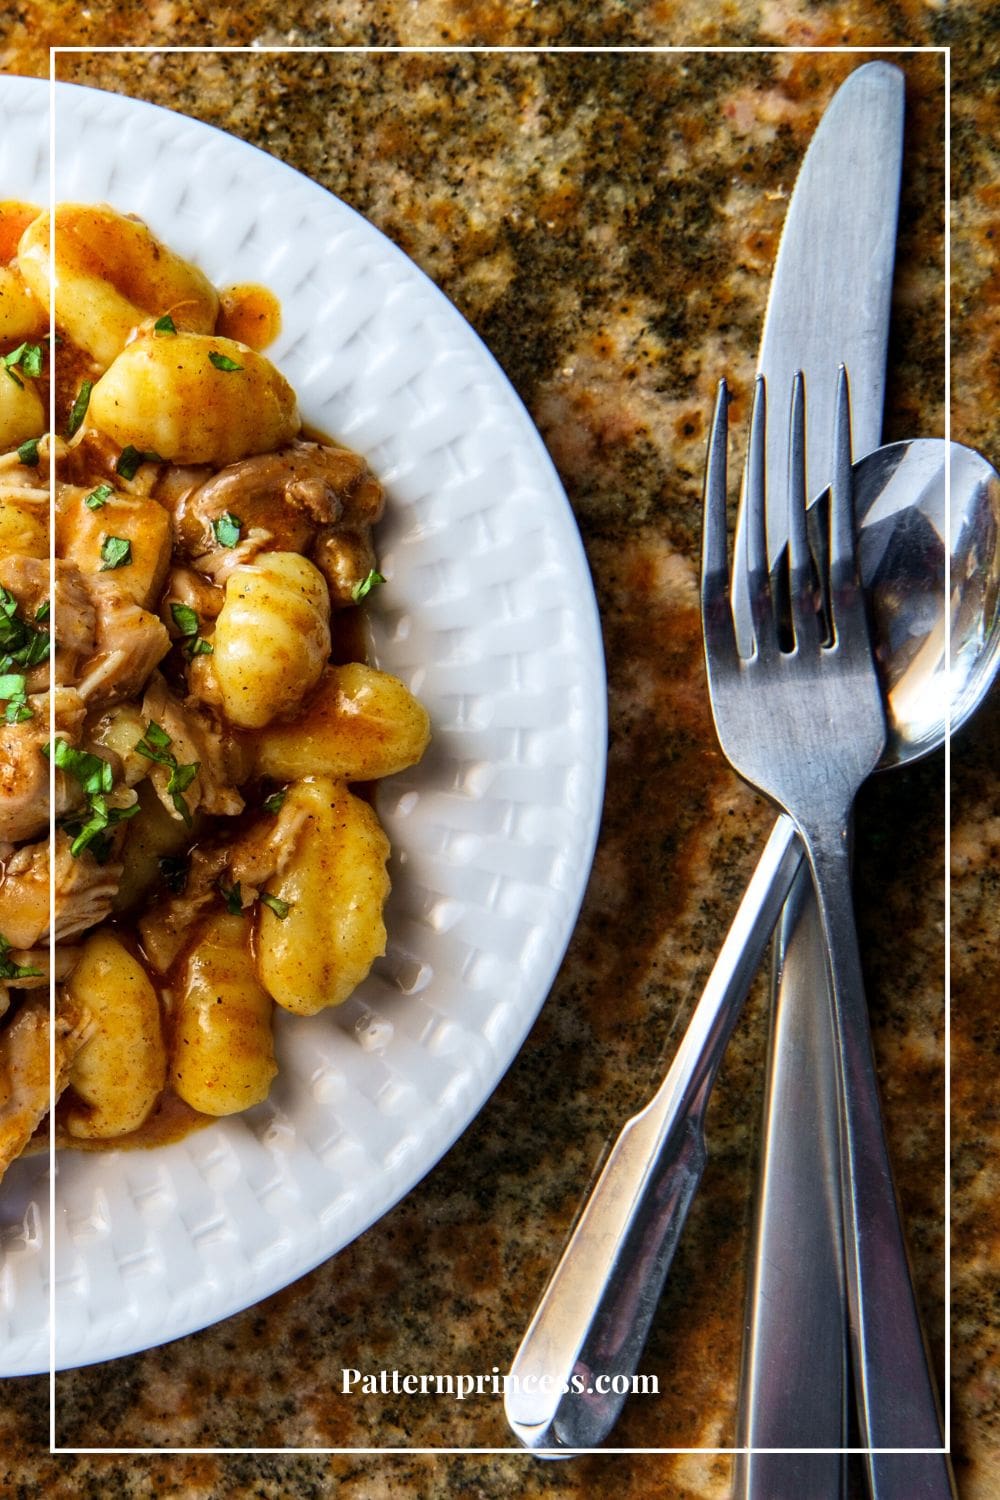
[16,437,39,467]
[47,738,138,860]
[166,761,198,821]
[116,445,162,480]
[138,722,172,756]
[47,737,113,796]
[64,796,140,860]
[170,602,215,659]
[0,587,50,674]
[260,892,292,920]
[34,601,49,623]
[262,789,286,815]
[208,350,243,372]
[153,314,177,335]
[133,721,199,825]
[170,602,199,638]
[212,512,242,548]
[0,672,31,723]
[3,342,44,387]
[0,933,42,982]
[218,880,244,915]
[84,483,114,510]
[351,568,385,603]
[100,535,132,571]
[67,379,93,438]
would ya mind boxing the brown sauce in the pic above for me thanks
[0,201,39,264]
[56,1087,212,1152]
[216,284,282,351]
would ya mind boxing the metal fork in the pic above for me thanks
[702,370,951,1496]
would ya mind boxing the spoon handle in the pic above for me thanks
[505,815,803,1450]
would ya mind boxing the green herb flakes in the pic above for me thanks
[351,568,385,604]
[84,483,114,510]
[170,603,199,638]
[47,738,138,860]
[212,512,242,548]
[67,379,93,438]
[0,587,50,675]
[133,721,199,824]
[3,342,44,387]
[116,445,163,481]
[208,351,243,372]
[0,672,31,723]
[218,880,244,915]
[0,933,41,982]
[100,535,132,571]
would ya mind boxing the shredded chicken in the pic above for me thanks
[138,843,228,973]
[53,832,124,942]
[174,442,348,555]
[140,671,246,820]
[138,792,308,974]
[0,997,91,1175]
[0,711,50,843]
[0,841,49,949]
[160,565,224,625]
[0,553,48,616]
[54,560,97,683]
[313,524,381,607]
[170,441,383,594]
[75,577,171,705]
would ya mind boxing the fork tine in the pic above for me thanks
[743,375,775,654]
[828,365,859,641]
[701,379,737,666]
[786,371,819,650]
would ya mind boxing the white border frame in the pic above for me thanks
[44,38,953,1464]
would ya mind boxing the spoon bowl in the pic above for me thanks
[850,438,1000,765]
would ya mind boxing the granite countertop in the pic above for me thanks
[1,30,997,1500]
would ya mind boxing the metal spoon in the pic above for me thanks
[506,436,1000,1452]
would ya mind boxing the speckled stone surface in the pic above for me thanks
[0,28,996,1500]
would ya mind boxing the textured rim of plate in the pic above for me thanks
[0,77,607,1377]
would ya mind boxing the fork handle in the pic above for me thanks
[505,816,803,1451]
[798,819,954,1497]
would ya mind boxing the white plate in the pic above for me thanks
[0,78,606,1375]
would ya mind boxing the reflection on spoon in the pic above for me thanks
[854,437,1000,764]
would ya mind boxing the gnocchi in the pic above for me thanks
[256,777,391,1015]
[253,662,431,782]
[63,930,167,1139]
[18,204,219,368]
[90,331,301,465]
[212,551,331,727]
[0,203,429,1179]
[171,913,277,1116]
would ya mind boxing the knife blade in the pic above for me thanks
[730,60,954,1500]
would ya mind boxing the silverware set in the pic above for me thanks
[704,367,951,1498]
[507,58,1000,1495]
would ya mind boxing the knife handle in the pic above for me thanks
[739,867,955,1500]
[505,816,803,1451]
[734,871,847,1499]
